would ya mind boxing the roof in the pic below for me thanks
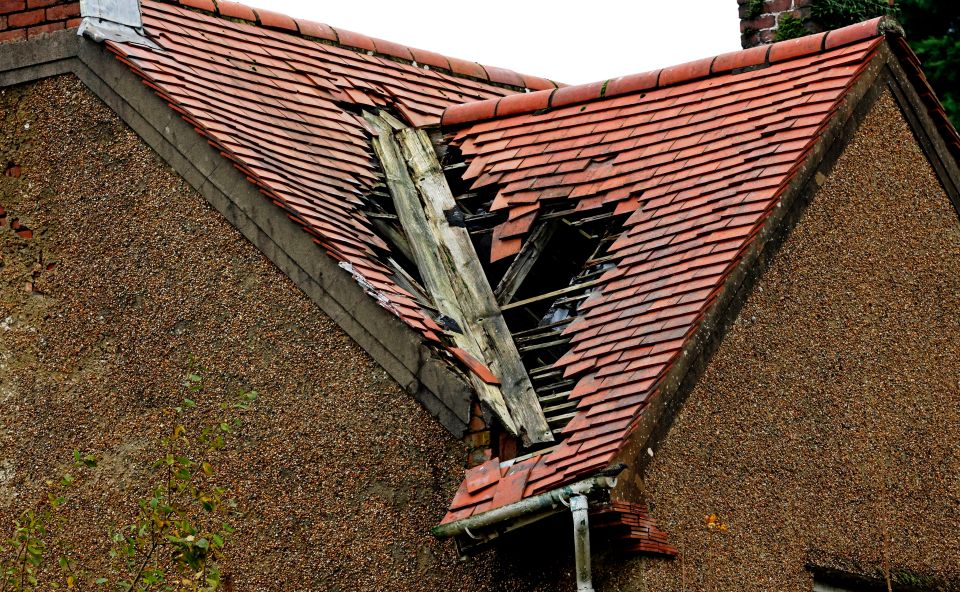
[105,0,557,363]
[79,1,960,544]
[439,17,959,525]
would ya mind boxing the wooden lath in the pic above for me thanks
[365,110,553,445]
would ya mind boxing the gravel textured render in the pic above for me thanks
[0,74,526,591]
[2,74,958,592]
[603,91,960,591]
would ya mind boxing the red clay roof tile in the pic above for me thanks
[294,17,337,42]
[216,1,255,21]
[440,20,900,526]
[253,7,296,31]
[711,44,769,73]
[112,0,535,384]
[496,91,551,118]
[769,31,827,63]
[825,16,883,49]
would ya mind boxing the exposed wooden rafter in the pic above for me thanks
[365,110,553,445]
[494,221,556,306]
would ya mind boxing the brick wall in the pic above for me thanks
[738,0,820,48]
[0,0,80,43]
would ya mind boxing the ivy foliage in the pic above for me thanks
[0,371,257,592]
[810,0,893,29]
[775,14,810,41]
[746,0,765,19]
[897,0,960,127]
[807,0,959,127]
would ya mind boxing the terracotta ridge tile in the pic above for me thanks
[149,0,558,92]
[440,16,899,129]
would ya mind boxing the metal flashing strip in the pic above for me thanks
[78,0,160,49]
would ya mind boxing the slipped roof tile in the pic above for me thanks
[440,20,907,526]
[112,0,538,383]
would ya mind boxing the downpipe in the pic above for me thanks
[569,494,595,592]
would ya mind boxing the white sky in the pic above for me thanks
[241,1,742,85]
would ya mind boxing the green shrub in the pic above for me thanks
[776,14,810,41]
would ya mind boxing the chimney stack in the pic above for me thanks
[0,0,81,43]
[740,0,897,48]
[738,0,821,48]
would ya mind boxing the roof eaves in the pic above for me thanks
[440,16,898,128]
[156,0,561,93]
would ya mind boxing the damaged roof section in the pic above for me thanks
[101,0,565,434]
[78,0,960,560]
[438,18,920,529]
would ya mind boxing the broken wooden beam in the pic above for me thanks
[365,110,553,445]
[500,277,607,311]
[494,221,556,306]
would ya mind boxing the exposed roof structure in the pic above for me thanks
[8,0,957,561]
[107,0,555,350]
[437,17,960,526]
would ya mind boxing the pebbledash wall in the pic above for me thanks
[0,0,79,43]
[593,92,960,591]
[0,74,533,592]
[2,31,959,592]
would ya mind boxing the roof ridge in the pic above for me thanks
[151,0,560,92]
[441,16,901,128]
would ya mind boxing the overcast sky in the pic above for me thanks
[241,1,742,85]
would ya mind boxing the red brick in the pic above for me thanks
[764,0,793,12]
[27,20,62,36]
[0,0,24,14]
[8,8,43,27]
[26,0,59,8]
[45,2,77,20]
[463,431,490,449]
[0,26,24,41]
[746,14,776,29]
[0,15,6,29]
[64,16,78,27]
[467,412,486,433]
[776,9,803,24]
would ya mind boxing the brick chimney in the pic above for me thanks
[0,0,81,43]
[739,0,822,48]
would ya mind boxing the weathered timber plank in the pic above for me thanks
[500,277,607,311]
[364,112,526,439]
[365,111,552,444]
[494,221,556,306]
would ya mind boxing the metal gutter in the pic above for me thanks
[431,464,624,539]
